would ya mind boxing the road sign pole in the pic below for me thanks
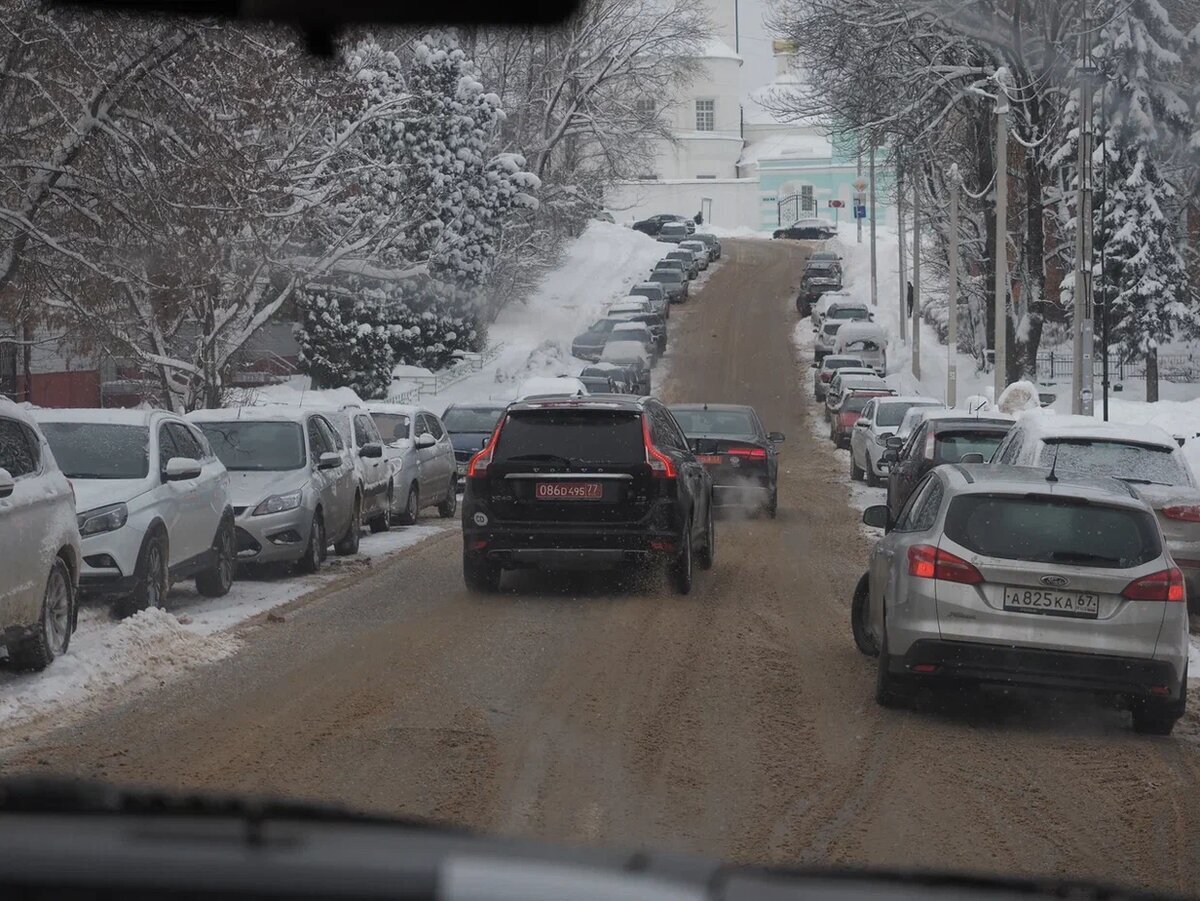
[856,136,863,244]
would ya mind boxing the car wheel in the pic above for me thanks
[369,483,392,533]
[8,558,74,671]
[196,517,235,598]
[397,483,419,525]
[334,494,362,556]
[296,513,324,574]
[851,573,879,657]
[764,484,778,519]
[866,460,881,488]
[1131,671,1186,735]
[438,480,458,518]
[670,521,694,595]
[829,421,837,442]
[875,617,913,708]
[850,452,864,481]
[697,500,715,570]
[119,531,169,618]
[463,553,502,593]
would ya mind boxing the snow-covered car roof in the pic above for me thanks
[945,464,1149,508]
[361,402,423,417]
[600,341,650,363]
[836,321,886,341]
[631,281,665,291]
[917,409,1015,426]
[189,406,317,424]
[612,321,649,332]
[875,395,944,407]
[33,407,176,426]
[516,376,589,400]
[608,300,651,313]
[0,397,39,429]
[819,355,866,367]
[827,298,869,311]
[1010,411,1177,449]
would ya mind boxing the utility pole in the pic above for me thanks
[947,165,960,408]
[993,70,1010,402]
[856,136,863,244]
[1100,72,1110,421]
[1073,1,1096,415]
[897,165,907,343]
[911,170,921,380]
[869,142,878,306]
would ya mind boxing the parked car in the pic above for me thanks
[632,214,687,237]
[628,281,670,318]
[600,341,652,394]
[857,465,1189,734]
[774,218,836,240]
[811,354,866,401]
[0,399,80,670]
[678,240,709,270]
[189,407,356,572]
[670,403,785,517]
[571,316,637,362]
[825,299,873,325]
[692,232,722,260]
[883,412,1014,520]
[664,249,699,279]
[610,320,658,361]
[823,369,885,419]
[815,320,848,361]
[656,221,691,243]
[580,362,635,394]
[606,299,667,352]
[988,414,1200,611]
[646,268,689,303]
[313,406,391,533]
[364,403,458,522]
[849,396,946,486]
[834,321,888,376]
[34,409,234,616]
[517,375,590,401]
[808,250,842,265]
[460,395,714,594]
[811,291,851,330]
[830,388,896,448]
[579,374,621,394]
[796,260,844,315]
[440,402,507,479]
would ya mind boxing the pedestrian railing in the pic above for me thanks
[385,343,506,404]
[1035,351,1200,382]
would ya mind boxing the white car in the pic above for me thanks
[516,376,590,401]
[189,407,360,571]
[834,321,888,376]
[364,403,458,524]
[316,407,392,533]
[678,239,709,270]
[36,408,234,616]
[0,399,80,670]
[849,396,946,486]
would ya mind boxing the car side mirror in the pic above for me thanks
[768,431,785,443]
[862,505,891,530]
[959,452,986,464]
[881,449,899,463]
[809,362,818,369]
[317,451,342,470]
[359,442,384,459]
[0,467,13,499]
[416,433,437,449]
[885,436,904,450]
[163,456,202,481]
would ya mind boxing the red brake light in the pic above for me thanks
[1162,505,1200,523]
[726,446,767,459]
[1122,568,1185,602]
[642,416,676,479]
[467,417,506,478]
[907,545,983,585]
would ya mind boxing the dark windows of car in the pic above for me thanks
[1038,439,1190,486]
[442,407,503,433]
[494,409,644,465]
[158,424,178,472]
[424,415,445,440]
[935,431,1008,464]
[876,403,935,429]
[822,357,864,373]
[353,414,377,448]
[40,422,150,480]
[371,412,412,443]
[828,307,870,321]
[650,406,687,450]
[199,421,306,471]
[307,416,331,459]
[315,416,342,453]
[670,408,757,437]
[897,475,944,532]
[166,422,204,460]
[843,395,878,414]
[944,495,1161,569]
[0,418,38,477]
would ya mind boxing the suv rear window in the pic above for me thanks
[494,410,644,465]
[934,430,1007,463]
[944,495,1161,568]
[1041,439,1189,486]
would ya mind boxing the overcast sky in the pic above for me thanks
[738,0,779,97]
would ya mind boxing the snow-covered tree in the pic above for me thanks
[296,286,395,398]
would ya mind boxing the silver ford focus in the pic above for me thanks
[854,463,1189,735]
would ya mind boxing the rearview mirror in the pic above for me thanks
[862,505,891,530]
[959,452,986,464]
[768,431,785,443]
[359,442,384,459]
[416,433,438,449]
[881,449,899,463]
[317,451,342,470]
[0,467,13,499]
[163,457,202,481]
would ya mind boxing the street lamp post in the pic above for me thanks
[993,71,1010,403]
[947,165,960,408]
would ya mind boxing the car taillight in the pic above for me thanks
[907,545,984,585]
[642,416,676,479]
[726,447,767,459]
[838,412,857,427]
[1122,568,1185,602]
[1162,504,1200,523]
[467,417,506,478]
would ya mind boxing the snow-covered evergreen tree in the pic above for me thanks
[296,286,395,399]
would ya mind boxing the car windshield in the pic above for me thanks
[829,307,869,320]
[198,421,305,471]
[945,495,1161,568]
[39,422,149,479]
[440,408,501,433]
[823,358,864,372]
[1040,439,1189,485]
[369,413,410,443]
[876,403,937,428]
[670,409,757,436]
[651,270,682,283]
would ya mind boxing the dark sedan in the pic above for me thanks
[579,363,635,394]
[774,218,837,240]
[632,214,687,236]
[441,402,508,478]
[796,260,844,315]
[663,251,699,279]
[647,268,689,303]
[669,403,785,517]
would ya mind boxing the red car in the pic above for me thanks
[829,388,895,448]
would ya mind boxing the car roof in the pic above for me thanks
[443,401,506,411]
[828,298,868,308]
[875,395,943,406]
[805,258,838,267]
[669,403,756,414]
[613,320,649,329]
[925,415,1015,431]
[832,369,880,380]
[918,409,1014,424]
[837,322,886,339]
[0,397,39,429]
[362,402,422,416]
[36,407,176,426]
[821,355,865,366]
[631,282,664,290]
[1010,411,1178,449]
[188,405,318,424]
[601,340,650,360]
[941,464,1147,508]
[508,395,649,413]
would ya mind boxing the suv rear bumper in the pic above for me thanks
[464,523,681,570]
[890,638,1184,702]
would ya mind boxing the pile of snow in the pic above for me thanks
[996,380,1042,414]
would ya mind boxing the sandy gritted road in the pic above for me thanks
[4,238,1200,895]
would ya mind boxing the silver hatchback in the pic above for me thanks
[854,464,1189,734]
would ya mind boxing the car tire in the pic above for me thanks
[866,460,881,488]
[851,573,879,657]
[296,513,324,574]
[765,486,778,519]
[369,483,393,533]
[697,500,715,570]
[850,453,864,481]
[829,421,837,442]
[875,619,913,708]
[438,481,458,518]
[118,530,169,618]
[670,521,694,595]
[334,494,362,556]
[8,558,74,671]
[463,554,502,593]
[397,483,419,525]
[1131,671,1186,735]
[196,517,235,598]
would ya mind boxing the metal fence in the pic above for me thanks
[385,343,506,404]
[1035,352,1200,383]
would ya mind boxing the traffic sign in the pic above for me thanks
[828,200,844,208]
[853,203,867,219]
[852,177,869,192]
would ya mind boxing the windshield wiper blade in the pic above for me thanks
[1113,477,1173,486]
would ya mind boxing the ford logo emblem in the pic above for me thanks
[1041,575,1069,588]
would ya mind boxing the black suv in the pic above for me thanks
[461,396,715,594]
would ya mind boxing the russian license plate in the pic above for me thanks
[697,454,722,465]
[535,481,603,501]
[1002,586,1100,619]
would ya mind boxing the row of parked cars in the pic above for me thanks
[810,363,1198,734]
